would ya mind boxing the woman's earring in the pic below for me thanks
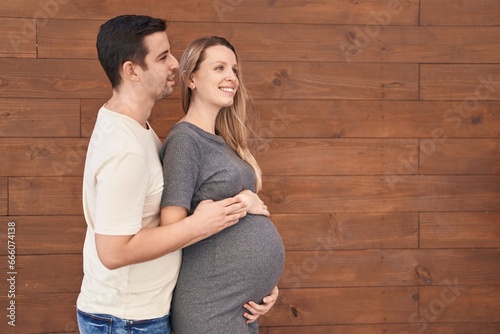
[190,84,195,90]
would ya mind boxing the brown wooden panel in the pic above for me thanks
[421,0,500,26]
[280,249,500,288]
[413,249,500,286]
[419,139,500,174]
[0,0,87,19]
[0,138,88,177]
[273,213,418,250]
[260,287,418,326]
[85,0,419,25]
[0,293,78,334]
[43,22,500,64]
[0,98,80,137]
[252,100,500,138]
[38,19,101,59]
[336,26,500,64]
[81,98,184,138]
[420,212,500,248]
[0,216,86,255]
[0,18,36,57]
[267,323,500,334]
[260,175,500,213]
[419,286,500,322]
[246,62,418,100]
[0,58,416,100]
[421,64,500,100]
[255,139,418,175]
[280,250,418,288]
[0,254,82,295]
[9,177,82,215]
[81,95,439,143]
[0,58,109,98]
[0,178,6,215]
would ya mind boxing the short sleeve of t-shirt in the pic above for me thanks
[94,152,149,235]
[160,131,200,210]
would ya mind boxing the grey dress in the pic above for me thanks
[160,122,285,334]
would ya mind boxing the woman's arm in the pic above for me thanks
[235,190,270,216]
[243,286,279,323]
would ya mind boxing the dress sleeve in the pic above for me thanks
[160,131,200,210]
[94,152,148,235]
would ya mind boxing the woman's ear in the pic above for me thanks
[187,72,196,89]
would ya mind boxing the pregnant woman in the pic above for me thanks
[159,36,285,333]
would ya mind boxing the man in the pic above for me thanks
[76,15,277,333]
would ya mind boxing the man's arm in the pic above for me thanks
[95,197,246,270]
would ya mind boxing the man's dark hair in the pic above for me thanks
[96,15,167,89]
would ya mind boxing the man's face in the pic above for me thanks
[140,31,179,100]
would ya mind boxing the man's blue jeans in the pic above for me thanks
[77,309,171,334]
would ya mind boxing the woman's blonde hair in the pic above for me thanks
[179,36,262,191]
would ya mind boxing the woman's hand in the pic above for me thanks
[236,190,270,217]
[243,286,279,324]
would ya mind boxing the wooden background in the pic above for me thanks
[1,0,500,333]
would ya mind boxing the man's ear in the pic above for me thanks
[122,60,140,82]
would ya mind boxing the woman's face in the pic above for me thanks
[189,45,239,111]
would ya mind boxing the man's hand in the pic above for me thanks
[243,286,279,324]
[190,197,248,237]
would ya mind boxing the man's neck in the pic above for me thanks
[105,89,155,129]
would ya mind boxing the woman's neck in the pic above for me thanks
[183,104,220,134]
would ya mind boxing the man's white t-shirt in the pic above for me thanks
[77,106,181,320]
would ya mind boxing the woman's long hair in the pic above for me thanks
[179,36,262,191]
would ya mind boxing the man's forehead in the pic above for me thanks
[144,31,170,55]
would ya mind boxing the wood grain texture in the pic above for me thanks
[255,139,418,175]
[419,139,500,174]
[0,254,83,295]
[266,323,500,334]
[0,138,87,177]
[0,17,36,57]
[421,65,500,100]
[85,0,419,25]
[252,100,500,138]
[419,286,500,322]
[272,213,418,250]
[420,212,500,248]
[260,287,418,326]
[0,178,6,215]
[280,249,500,288]
[0,58,109,99]
[0,99,80,138]
[421,0,500,26]
[39,20,500,63]
[0,293,79,334]
[0,216,86,255]
[9,177,82,215]
[260,175,500,213]
[245,62,418,100]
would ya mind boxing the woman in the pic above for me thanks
[159,36,285,333]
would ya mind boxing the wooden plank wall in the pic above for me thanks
[1,0,500,333]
